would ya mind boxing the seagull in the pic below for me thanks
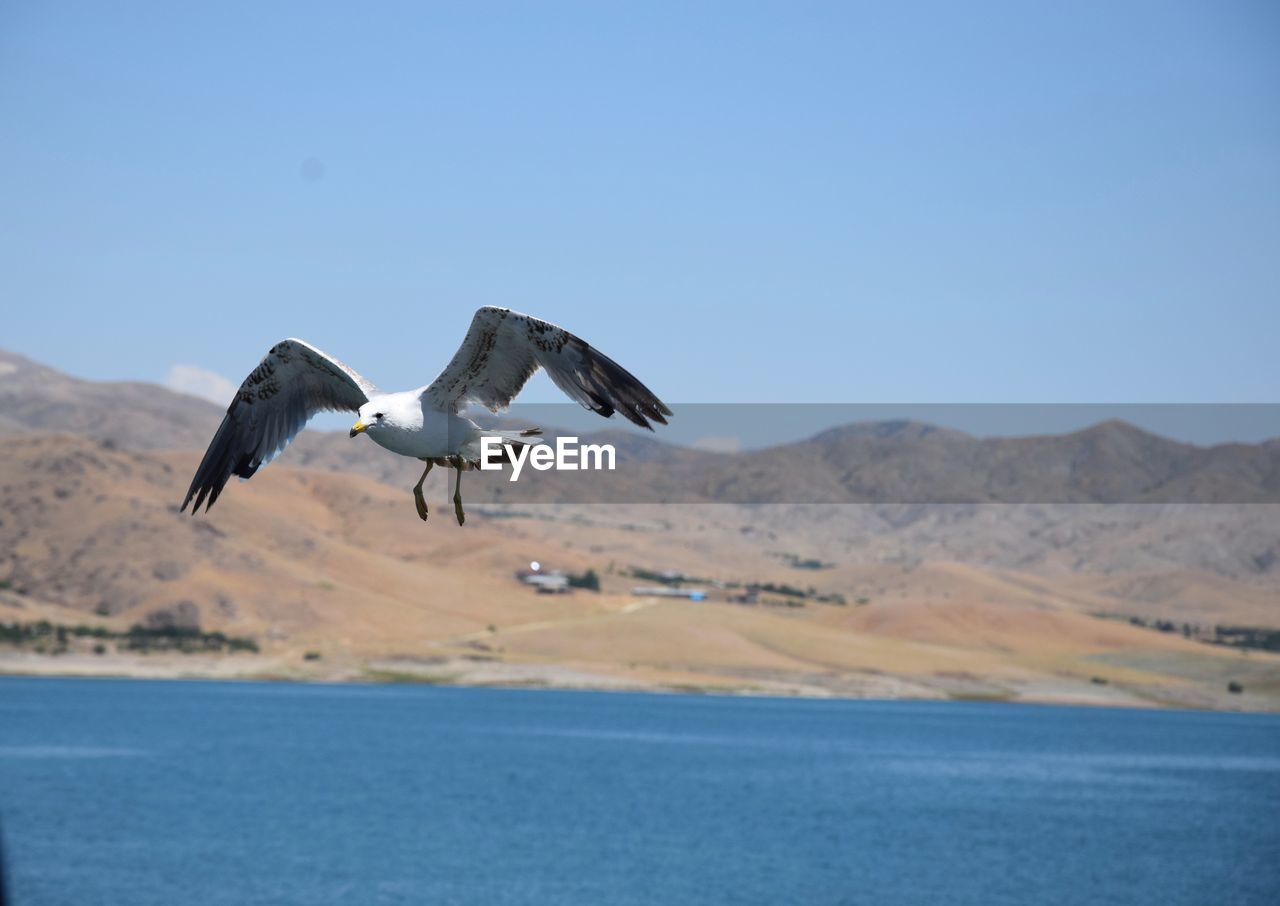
[181,306,671,525]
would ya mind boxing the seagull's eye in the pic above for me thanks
[374,412,384,420]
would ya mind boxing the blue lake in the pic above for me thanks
[1,677,1278,905]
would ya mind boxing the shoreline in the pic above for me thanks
[2,651,1274,714]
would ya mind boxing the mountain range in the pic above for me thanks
[1,347,1277,710]
[4,350,1277,506]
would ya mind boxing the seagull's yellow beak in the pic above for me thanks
[349,419,368,438]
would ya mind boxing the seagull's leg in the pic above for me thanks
[413,460,433,521]
[452,456,466,526]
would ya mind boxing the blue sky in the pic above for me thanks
[2,1,1278,417]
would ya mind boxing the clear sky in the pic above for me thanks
[2,1,1278,415]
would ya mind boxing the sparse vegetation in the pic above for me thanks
[757,581,807,598]
[772,552,834,570]
[123,624,259,654]
[0,619,259,655]
[567,568,601,591]
[752,582,847,606]
[1112,614,1280,653]
[622,563,850,607]
[1210,625,1280,653]
[625,567,716,587]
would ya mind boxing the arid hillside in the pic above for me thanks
[5,348,1279,506]
[1,350,1278,709]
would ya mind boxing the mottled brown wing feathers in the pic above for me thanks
[181,339,375,513]
[422,307,672,429]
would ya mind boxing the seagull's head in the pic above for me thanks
[351,393,422,440]
[350,403,389,439]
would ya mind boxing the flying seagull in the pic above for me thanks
[181,306,671,525]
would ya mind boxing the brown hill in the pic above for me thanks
[2,432,1277,710]
[0,349,223,451]
[5,348,1279,506]
[285,416,1280,506]
[2,350,1278,709]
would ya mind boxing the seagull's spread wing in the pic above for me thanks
[182,339,377,513]
[422,307,672,429]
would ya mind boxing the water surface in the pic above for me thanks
[1,678,1277,905]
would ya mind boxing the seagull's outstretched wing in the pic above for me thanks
[422,307,672,429]
[182,339,377,513]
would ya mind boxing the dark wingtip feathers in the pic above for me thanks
[181,404,256,515]
[573,338,672,431]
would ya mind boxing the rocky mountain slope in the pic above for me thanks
[2,349,1277,709]
[4,348,1278,506]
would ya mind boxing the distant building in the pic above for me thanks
[534,581,572,595]
[515,565,571,593]
[631,586,707,601]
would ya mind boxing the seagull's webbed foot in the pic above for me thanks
[413,460,433,522]
[452,456,466,526]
